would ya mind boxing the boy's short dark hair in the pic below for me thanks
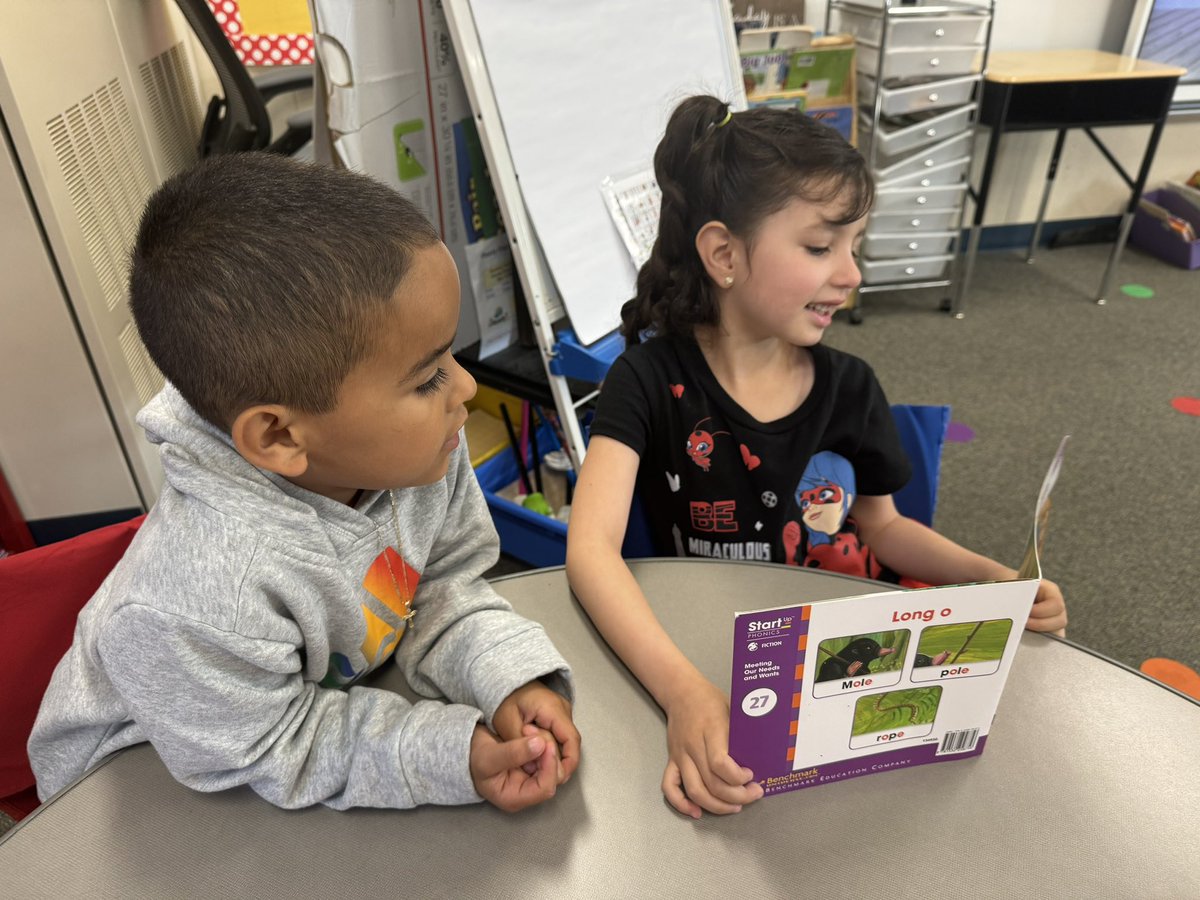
[130,153,441,429]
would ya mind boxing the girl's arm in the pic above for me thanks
[565,436,763,817]
[851,494,1067,634]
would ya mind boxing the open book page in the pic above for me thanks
[1017,435,1069,580]
[600,168,661,270]
[729,438,1069,795]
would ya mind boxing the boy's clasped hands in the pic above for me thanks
[472,680,581,812]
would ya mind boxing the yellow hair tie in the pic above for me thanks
[716,109,733,128]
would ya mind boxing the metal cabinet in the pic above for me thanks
[828,0,994,323]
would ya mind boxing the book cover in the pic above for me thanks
[728,438,1068,795]
[741,49,794,96]
[783,44,855,103]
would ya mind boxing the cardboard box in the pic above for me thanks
[309,0,518,356]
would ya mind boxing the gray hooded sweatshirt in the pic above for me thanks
[28,385,572,809]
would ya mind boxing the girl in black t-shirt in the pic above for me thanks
[566,95,1066,821]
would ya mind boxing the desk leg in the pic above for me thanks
[951,117,1004,318]
[1096,116,1169,306]
[952,227,982,319]
[1096,214,1136,306]
[1027,129,1066,264]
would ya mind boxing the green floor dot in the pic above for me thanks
[1120,283,1155,298]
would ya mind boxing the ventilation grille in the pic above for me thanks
[139,41,202,177]
[118,321,165,405]
[46,78,153,313]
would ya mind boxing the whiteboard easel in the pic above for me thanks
[443,0,746,470]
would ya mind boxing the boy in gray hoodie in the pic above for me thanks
[28,153,580,813]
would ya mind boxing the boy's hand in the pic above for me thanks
[1026,577,1067,636]
[469,725,559,812]
[662,675,763,819]
[493,681,580,784]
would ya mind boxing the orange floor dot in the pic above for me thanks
[1140,658,1200,701]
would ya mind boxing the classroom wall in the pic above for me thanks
[807,0,1200,227]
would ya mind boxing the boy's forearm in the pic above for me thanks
[403,446,573,715]
[99,607,486,810]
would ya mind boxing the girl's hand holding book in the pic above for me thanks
[662,674,764,818]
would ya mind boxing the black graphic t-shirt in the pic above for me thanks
[590,336,912,581]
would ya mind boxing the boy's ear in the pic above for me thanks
[695,220,739,288]
[230,404,310,478]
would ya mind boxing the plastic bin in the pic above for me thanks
[475,418,655,567]
[836,9,986,48]
[860,253,954,283]
[859,72,980,116]
[868,207,963,232]
[1129,188,1200,270]
[861,103,975,157]
[857,42,981,81]
[475,419,569,569]
[877,155,969,190]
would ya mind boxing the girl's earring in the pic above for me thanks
[723,275,734,287]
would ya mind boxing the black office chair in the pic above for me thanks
[173,0,314,156]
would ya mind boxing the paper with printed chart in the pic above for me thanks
[728,437,1069,796]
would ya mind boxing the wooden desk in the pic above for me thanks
[954,50,1186,313]
[2,560,1198,898]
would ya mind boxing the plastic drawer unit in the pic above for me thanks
[879,156,970,189]
[861,230,957,258]
[829,0,994,323]
[859,72,981,116]
[857,43,982,81]
[868,207,964,233]
[870,131,972,182]
[859,103,976,157]
[873,182,968,212]
[837,8,987,47]
[860,254,954,283]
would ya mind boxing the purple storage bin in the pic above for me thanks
[1129,188,1200,270]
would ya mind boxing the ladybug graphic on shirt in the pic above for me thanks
[685,417,729,471]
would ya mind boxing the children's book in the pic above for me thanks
[728,437,1069,796]
[741,48,795,96]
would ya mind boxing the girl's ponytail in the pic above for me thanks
[621,96,730,344]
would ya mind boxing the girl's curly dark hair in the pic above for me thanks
[620,95,873,344]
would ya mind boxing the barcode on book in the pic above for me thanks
[937,728,980,755]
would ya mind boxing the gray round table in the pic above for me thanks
[2,560,1197,898]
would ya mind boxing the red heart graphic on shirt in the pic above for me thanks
[740,443,761,470]
[669,384,684,399]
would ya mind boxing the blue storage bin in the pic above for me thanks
[475,420,569,569]
[475,417,656,567]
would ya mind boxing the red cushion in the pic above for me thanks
[0,515,145,811]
